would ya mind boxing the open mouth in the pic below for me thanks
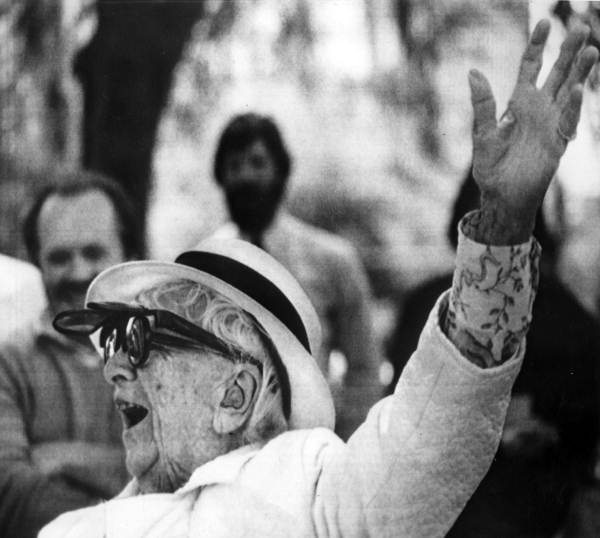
[116,399,149,429]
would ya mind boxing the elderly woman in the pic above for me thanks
[41,21,596,538]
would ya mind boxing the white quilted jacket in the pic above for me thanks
[40,293,523,538]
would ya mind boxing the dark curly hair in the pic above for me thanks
[213,113,292,186]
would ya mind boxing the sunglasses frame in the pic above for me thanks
[55,301,263,370]
[53,300,291,418]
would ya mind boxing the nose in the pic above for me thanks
[68,252,97,282]
[238,158,256,179]
[103,349,137,385]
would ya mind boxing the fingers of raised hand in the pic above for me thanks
[555,45,599,106]
[516,20,550,87]
[469,69,496,137]
[557,84,584,143]
[542,24,589,98]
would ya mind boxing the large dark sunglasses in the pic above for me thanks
[53,301,263,370]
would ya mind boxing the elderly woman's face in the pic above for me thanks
[104,344,232,493]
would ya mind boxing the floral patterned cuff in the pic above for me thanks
[443,212,541,368]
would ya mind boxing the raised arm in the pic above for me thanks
[443,20,598,370]
[314,20,598,538]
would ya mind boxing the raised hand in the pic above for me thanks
[467,19,598,245]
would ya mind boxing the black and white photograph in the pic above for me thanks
[2,1,600,536]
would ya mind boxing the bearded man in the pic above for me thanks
[211,112,382,439]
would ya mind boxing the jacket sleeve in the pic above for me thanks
[312,226,539,537]
[0,346,99,538]
[312,298,523,537]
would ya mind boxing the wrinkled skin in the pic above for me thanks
[468,20,598,245]
[104,344,235,494]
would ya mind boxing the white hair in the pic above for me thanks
[135,278,288,444]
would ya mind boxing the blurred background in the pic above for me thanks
[2,0,600,339]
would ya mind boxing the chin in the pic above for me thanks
[233,213,277,236]
[52,296,86,313]
[132,454,190,494]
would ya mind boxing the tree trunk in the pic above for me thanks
[75,0,206,252]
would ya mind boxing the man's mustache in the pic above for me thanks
[226,184,268,204]
[54,279,94,299]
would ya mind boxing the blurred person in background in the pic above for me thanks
[386,167,600,538]
[210,113,381,439]
[0,253,46,341]
[0,170,142,538]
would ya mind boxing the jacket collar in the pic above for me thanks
[214,211,290,245]
[178,444,260,493]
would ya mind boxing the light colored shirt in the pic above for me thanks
[213,212,381,437]
[40,225,539,538]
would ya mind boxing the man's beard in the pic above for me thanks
[224,183,286,237]
[49,279,94,312]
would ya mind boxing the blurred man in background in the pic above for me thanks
[211,113,381,439]
[0,170,142,538]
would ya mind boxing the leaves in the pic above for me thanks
[513,278,523,292]
[520,254,527,269]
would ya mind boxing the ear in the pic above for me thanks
[213,366,260,435]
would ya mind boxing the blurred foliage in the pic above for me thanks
[16,1,59,62]
[74,0,208,252]
[1,0,530,300]
[0,1,69,258]
[149,0,457,297]
[151,0,533,299]
[392,0,528,159]
[0,156,45,260]
[205,0,239,40]
[0,0,227,259]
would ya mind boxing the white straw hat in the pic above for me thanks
[84,238,335,430]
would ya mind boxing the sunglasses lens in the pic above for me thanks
[53,309,108,335]
[126,317,150,367]
[103,328,119,364]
